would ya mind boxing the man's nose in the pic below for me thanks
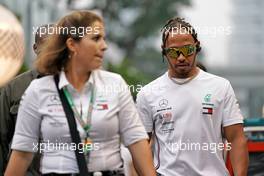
[177,52,186,62]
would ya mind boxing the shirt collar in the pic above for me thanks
[58,71,95,90]
[31,69,43,79]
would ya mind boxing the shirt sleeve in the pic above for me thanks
[11,81,41,153]
[117,76,148,147]
[136,88,154,133]
[222,81,244,127]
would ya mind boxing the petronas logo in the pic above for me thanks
[204,94,212,102]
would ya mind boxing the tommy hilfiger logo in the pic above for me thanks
[202,107,213,115]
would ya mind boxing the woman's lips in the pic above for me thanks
[95,55,103,59]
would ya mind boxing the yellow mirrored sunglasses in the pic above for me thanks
[164,45,196,58]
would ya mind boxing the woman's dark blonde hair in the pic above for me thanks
[35,11,103,74]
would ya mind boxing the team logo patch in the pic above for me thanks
[157,99,172,113]
[204,94,212,102]
[159,99,168,108]
[202,93,214,115]
[47,94,61,107]
[50,94,60,103]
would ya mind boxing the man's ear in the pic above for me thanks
[195,41,201,52]
[66,38,77,53]
[161,44,165,55]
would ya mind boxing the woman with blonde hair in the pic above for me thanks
[5,11,155,176]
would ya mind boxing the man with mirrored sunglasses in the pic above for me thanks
[136,17,248,176]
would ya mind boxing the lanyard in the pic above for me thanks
[62,84,95,140]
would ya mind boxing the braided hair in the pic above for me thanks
[161,17,201,53]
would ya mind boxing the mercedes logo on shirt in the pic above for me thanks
[50,95,60,103]
[159,99,168,108]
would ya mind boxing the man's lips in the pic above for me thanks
[175,63,189,67]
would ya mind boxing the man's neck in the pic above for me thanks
[169,67,199,79]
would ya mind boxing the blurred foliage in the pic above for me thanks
[17,62,29,75]
[91,0,191,51]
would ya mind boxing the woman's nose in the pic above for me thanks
[101,40,108,51]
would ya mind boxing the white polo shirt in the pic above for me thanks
[136,69,243,176]
[12,69,148,174]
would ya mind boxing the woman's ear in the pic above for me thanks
[66,38,77,53]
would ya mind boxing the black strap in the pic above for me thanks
[54,74,89,176]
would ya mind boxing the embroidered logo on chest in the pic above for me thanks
[202,94,214,115]
[157,99,172,112]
